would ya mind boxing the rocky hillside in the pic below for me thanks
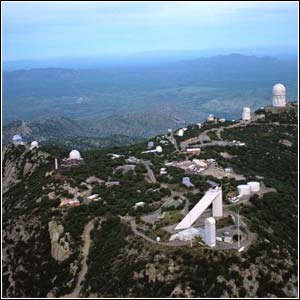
[2,107,298,298]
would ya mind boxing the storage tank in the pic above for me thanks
[237,184,251,196]
[247,181,260,192]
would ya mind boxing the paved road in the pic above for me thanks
[62,219,95,298]
[180,121,247,150]
[141,188,187,225]
[141,160,157,183]
[129,218,188,247]
[167,131,180,152]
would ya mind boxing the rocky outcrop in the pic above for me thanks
[2,143,50,194]
[48,221,70,262]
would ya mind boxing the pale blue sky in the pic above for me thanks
[2,1,298,61]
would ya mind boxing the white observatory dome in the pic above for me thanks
[272,83,286,96]
[272,83,286,107]
[156,146,163,153]
[242,107,251,121]
[30,141,39,150]
[69,150,82,160]
[177,129,184,137]
[12,135,22,142]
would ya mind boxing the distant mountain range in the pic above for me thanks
[3,113,185,150]
[3,53,298,125]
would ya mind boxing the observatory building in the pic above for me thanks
[207,114,214,122]
[30,141,39,150]
[12,135,23,145]
[169,217,216,247]
[242,107,251,121]
[204,217,216,247]
[141,146,163,154]
[272,83,286,107]
[175,186,223,230]
[177,129,184,137]
[69,150,82,160]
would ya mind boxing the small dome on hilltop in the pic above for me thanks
[30,141,39,150]
[12,135,23,143]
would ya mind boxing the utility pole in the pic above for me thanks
[190,212,193,248]
[237,208,240,249]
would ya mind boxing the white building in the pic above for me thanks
[141,145,163,154]
[69,150,82,160]
[242,107,251,121]
[177,129,184,137]
[207,114,214,122]
[192,159,207,168]
[237,184,251,196]
[12,135,23,145]
[224,167,232,174]
[134,202,145,209]
[169,227,202,242]
[160,168,167,175]
[175,187,222,230]
[182,177,194,188]
[247,181,260,192]
[272,83,286,107]
[87,194,101,202]
[156,146,163,153]
[204,217,216,247]
[30,141,39,150]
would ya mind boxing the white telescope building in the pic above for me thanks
[177,129,184,137]
[12,135,23,145]
[30,141,39,150]
[69,150,82,160]
[142,146,163,154]
[175,186,222,230]
[242,107,251,121]
[272,83,286,107]
[204,217,216,247]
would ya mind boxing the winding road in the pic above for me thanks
[141,160,157,183]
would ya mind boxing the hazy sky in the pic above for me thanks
[2,1,298,61]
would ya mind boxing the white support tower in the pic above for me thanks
[55,158,58,170]
[272,83,286,107]
[175,187,223,230]
[242,107,251,121]
[237,209,240,249]
[204,217,216,247]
